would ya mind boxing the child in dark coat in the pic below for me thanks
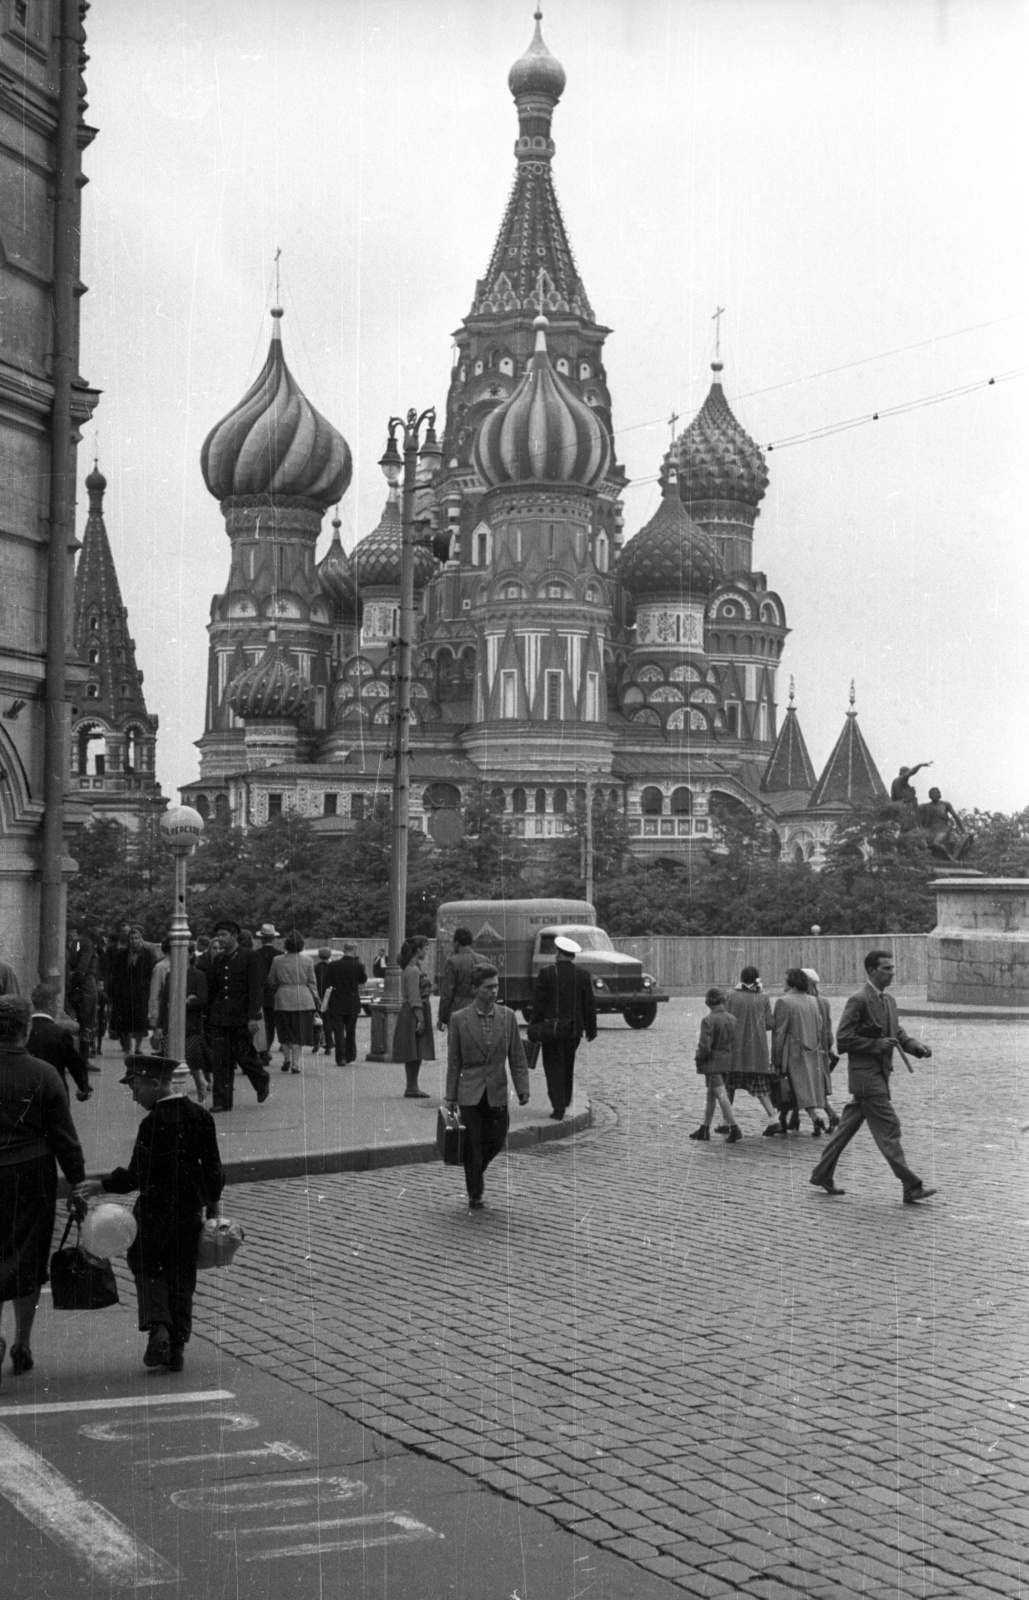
[690,987,742,1143]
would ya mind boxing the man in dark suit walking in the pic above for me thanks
[323,941,367,1066]
[530,935,597,1121]
[206,920,270,1112]
[810,949,935,1203]
[437,927,479,1031]
[313,947,336,1056]
[28,984,92,1101]
[446,964,529,1210]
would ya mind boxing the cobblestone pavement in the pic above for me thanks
[192,1000,1028,1598]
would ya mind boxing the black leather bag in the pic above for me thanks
[769,1072,796,1113]
[526,1017,569,1044]
[49,1216,119,1311]
[436,1105,464,1166]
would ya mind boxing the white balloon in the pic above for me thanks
[81,1203,137,1258]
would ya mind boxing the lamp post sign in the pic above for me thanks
[159,805,204,1065]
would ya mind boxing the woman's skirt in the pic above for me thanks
[275,1010,315,1046]
[0,1155,58,1299]
[724,1072,772,1094]
[391,1000,436,1063]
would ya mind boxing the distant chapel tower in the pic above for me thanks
[71,466,164,829]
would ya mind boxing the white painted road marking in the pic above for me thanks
[81,1410,259,1442]
[0,1388,233,1418]
[0,1423,178,1587]
[214,1510,443,1561]
[149,1438,312,1467]
[172,1474,366,1514]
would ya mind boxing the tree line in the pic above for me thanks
[66,796,1029,945]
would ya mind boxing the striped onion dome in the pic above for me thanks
[619,480,722,600]
[317,516,358,620]
[201,309,352,508]
[508,9,566,100]
[227,638,312,721]
[673,363,768,510]
[473,316,611,490]
[351,490,436,591]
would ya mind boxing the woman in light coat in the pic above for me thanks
[771,969,829,1135]
[269,933,320,1075]
[724,966,781,1137]
[391,936,435,1099]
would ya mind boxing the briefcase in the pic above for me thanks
[49,1217,119,1311]
[436,1105,464,1166]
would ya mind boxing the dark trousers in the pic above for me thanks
[128,1205,201,1345]
[320,1013,337,1053]
[210,1024,269,1109]
[541,1033,579,1117]
[811,1074,921,1193]
[460,1091,510,1201]
[332,1012,358,1065]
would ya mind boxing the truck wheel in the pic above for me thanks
[624,1004,657,1030]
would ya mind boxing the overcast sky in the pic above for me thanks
[78,0,1027,812]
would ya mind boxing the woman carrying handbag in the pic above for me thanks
[391,936,435,1099]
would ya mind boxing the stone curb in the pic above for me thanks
[900,1004,1029,1023]
[63,1098,593,1193]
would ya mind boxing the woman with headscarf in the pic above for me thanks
[391,936,435,1099]
[800,968,841,1131]
[0,997,86,1383]
[725,966,782,1137]
[772,969,830,1135]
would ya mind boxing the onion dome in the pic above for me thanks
[85,461,107,498]
[227,637,312,721]
[473,316,611,489]
[351,490,437,591]
[317,516,358,620]
[201,309,352,508]
[619,480,722,600]
[673,363,768,510]
[508,8,566,100]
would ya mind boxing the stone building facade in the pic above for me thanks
[182,14,886,862]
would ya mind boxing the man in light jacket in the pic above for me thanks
[446,963,529,1212]
[810,949,934,1203]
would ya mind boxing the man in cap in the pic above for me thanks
[322,940,367,1066]
[74,1055,223,1373]
[529,935,597,1121]
[205,920,270,1111]
[255,924,283,1065]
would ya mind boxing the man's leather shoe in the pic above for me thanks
[903,1186,937,1204]
[143,1326,171,1368]
[166,1343,185,1373]
[256,1083,270,1103]
[809,1176,846,1197]
[468,1197,485,1210]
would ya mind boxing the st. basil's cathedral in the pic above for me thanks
[177,13,888,866]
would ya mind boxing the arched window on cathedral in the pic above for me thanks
[552,787,568,815]
[88,646,99,665]
[670,786,692,816]
[124,727,143,773]
[77,724,106,777]
[490,784,507,812]
[534,787,547,815]
[594,529,609,573]
[194,794,210,820]
[640,786,664,815]
[512,786,527,814]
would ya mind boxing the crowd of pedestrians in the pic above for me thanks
[690,952,936,1205]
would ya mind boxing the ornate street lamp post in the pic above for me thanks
[160,805,205,1064]
[375,409,438,1047]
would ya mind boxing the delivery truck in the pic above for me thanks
[435,899,669,1028]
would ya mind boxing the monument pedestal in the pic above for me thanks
[927,877,1029,1006]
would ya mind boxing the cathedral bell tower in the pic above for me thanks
[436,8,625,562]
[464,315,614,788]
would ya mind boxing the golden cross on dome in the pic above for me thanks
[712,304,726,361]
[667,411,679,444]
[274,246,282,304]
